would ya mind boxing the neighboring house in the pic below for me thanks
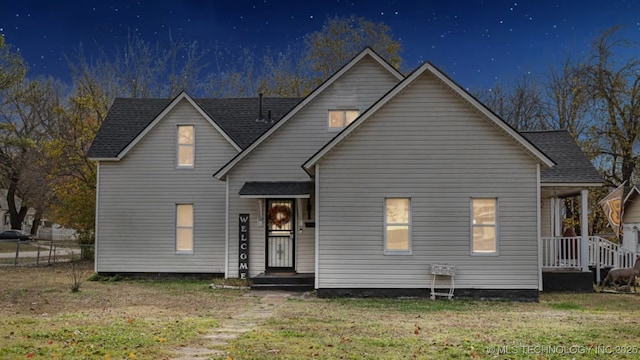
[0,189,34,232]
[88,48,605,300]
[0,189,76,240]
[622,186,640,254]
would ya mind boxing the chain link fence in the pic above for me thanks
[0,240,94,267]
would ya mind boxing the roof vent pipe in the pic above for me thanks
[268,110,272,123]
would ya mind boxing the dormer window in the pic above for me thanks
[328,110,359,130]
[177,125,194,168]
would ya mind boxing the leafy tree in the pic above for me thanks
[302,16,403,89]
[258,45,314,97]
[0,37,26,90]
[45,95,98,236]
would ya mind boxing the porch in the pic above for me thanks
[541,235,637,288]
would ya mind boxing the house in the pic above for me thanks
[622,186,640,254]
[88,48,605,300]
[0,189,75,240]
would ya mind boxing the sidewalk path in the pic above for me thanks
[172,290,305,359]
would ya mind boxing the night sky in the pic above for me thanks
[1,0,638,90]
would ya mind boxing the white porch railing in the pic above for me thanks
[542,236,637,279]
[541,237,583,269]
[588,236,636,269]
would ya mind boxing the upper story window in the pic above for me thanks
[328,110,359,130]
[471,198,497,254]
[177,125,194,167]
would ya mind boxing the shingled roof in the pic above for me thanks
[521,130,603,184]
[87,96,302,159]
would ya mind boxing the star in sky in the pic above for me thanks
[1,0,638,90]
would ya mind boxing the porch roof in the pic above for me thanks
[520,130,603,185]
[239,181,313,198]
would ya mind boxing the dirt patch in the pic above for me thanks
[173,291,307,359]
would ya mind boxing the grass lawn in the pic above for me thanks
[0,262,259,359]
[223,293,640,359]
[2,263,640,359]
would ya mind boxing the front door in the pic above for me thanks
[266,199,295,272]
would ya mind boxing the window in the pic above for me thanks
[176,204,194,252]
[328,110,359,129]
[385,198,411,254]
[471,198,497,254]
[177,125,194,167]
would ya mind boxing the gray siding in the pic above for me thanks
[624,196,640,224]
[227,56,401,277]
[96,99,237,273]
[316,72,541,289]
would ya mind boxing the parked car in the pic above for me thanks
[0,230,35,241]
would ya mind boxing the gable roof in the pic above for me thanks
[520,130,603,185]
[303,61,555,173]
[624,185,639,204]
[87,93,301,160]
[213,47,405,180]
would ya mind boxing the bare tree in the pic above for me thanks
[0,77,65,230]
[474,75,546,131]
[584,26,640,186]
[545,58,593,140]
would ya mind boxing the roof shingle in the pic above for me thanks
[87,96,301,158]
[521,130,603,184]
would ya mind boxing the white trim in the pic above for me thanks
[87,157,120,162]
[469,197,499,256]
[624,185,640,204]
[175,204,194,254]
[118,92,241,160]
[537,164,543,291]
[257,199,264,226]
[383,197,412,255]
[542,182,603,187]
[176,124,195,169]
[214,48,404,180]
[224,175,230,278]
[314,164,320,289]
[304,62,555,171]
[94,162,100,272]
[580,189,589,272]
[328,109,359,131]
[239,194,310,199]
[553,197,562,237]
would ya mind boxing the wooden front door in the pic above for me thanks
[266,199,295,271]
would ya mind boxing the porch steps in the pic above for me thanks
[251,273,314,291]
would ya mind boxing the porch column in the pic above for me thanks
[580,189,589,271]
[553,197,562,237]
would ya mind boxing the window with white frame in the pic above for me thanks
[328,110,359,129]
[471,198,497,254]
[177,125,194,167]
[176,204,194,252]
[384,198,411,254]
